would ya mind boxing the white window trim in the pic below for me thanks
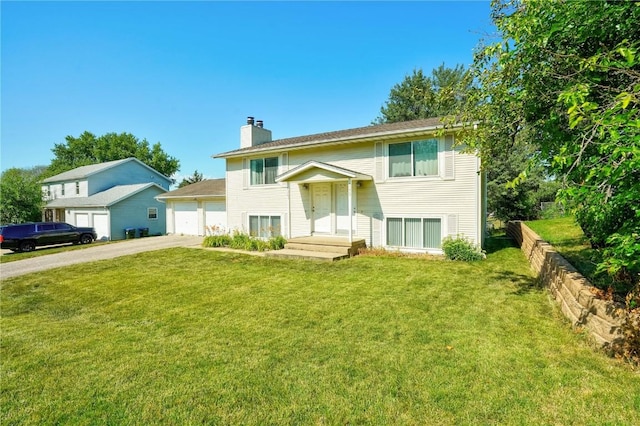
[248,213,283,238]
[147,207,158,220]
[248,156,280,187]
[384,138,447,182]
[383,214,445,253]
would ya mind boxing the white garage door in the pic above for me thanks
[174,202,199,235]
[75,213,89,227]
[205,201,226,234]
[92,213,109,241]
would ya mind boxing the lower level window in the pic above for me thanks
[387,217,441,249]
[249,215,281,238]
[148,207,158,220]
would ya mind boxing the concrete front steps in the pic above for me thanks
[265,236,366,261]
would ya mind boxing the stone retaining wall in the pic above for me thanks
[506,221,625,347]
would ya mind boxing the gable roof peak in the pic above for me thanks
[42,157,171,183]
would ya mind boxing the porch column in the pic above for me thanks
[347,178,353,243]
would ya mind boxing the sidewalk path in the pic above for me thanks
[0,235,203,280]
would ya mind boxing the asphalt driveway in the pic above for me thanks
[0,235,203,280]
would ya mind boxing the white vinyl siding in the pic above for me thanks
[386,217,442,249]
[224,134,482,248]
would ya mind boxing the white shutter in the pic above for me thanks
[241,211,247,232]
[279,152,289,186]
[373,212,383,247]
[242,158,249,189]
[447,214,458,237]
[283,212,289,238]
[443,135,455,180]
[374,142,384,182]
[280,152,288,173]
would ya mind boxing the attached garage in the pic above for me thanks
[174,202,199,235]
[205,201,226,232]
[75,213,89,227]
[156,179,226,236]
[92,213,109,240]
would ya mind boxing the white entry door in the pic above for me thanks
[313,183,331,234]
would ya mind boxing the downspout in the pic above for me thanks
[347,178,353,243]
[287,182,291,239]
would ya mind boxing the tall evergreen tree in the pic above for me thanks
[374,64,471,124]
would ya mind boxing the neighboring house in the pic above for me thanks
[155,179,226,236]
[42,158,171,240]
[214,117,486,254]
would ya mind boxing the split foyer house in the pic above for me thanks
[42,158,171,240]
[215,117,486,253]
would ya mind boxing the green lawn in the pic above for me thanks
[0,240,112,264]
[2,240,639,424]
[525,216,614,290]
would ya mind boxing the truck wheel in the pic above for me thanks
[80,234,94,244]
[20,240,36,252]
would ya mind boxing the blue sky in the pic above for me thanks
[1,1,493,180]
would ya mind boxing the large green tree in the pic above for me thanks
[374,64,471,124]
[466,0,639,288]
[377,63,554,221]
[0,166,47,224]
[46,131,180,179]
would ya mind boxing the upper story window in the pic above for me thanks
[389,139,438,178]
[250,157,278,185]
[75,181,80,195]
[61,184,65,196]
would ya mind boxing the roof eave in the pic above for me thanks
[214,121,470,159]
[155,194,225,200]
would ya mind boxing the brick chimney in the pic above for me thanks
[241,116,272,148]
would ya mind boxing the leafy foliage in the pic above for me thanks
[0,167,47,224]
[178,170,204,188]
[374,64,471,124]
[442,236,485,261]
[46,131,180,179]
[376,62,554,221]
[614,285,640,367]
[464,0,640,290]
[487,144,560,222]
[202,231,286,252]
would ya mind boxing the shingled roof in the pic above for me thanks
[45,183,166,208]
[214,117,461,158]
[156,178,225,199]
[42,157,171,183]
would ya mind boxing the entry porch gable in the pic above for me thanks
[276,160,372,243]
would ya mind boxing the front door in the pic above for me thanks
[312,183,331,234]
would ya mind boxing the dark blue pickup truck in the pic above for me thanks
[0,222,97,252]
